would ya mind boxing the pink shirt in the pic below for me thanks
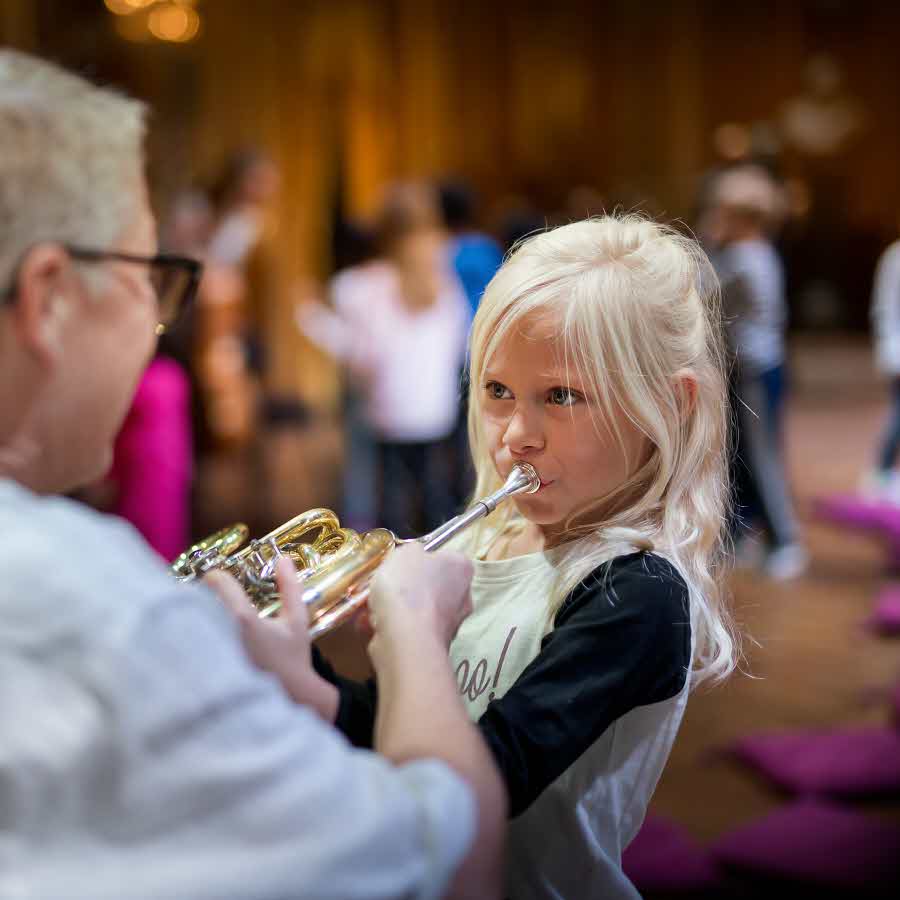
[110,357,192,561]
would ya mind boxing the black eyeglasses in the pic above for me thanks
[66,246,202,334]
[1,245,202,335]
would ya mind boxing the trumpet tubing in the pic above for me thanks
[171,463,540,638]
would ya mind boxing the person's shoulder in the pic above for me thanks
[584,549,687,591]
[730,238,779,271]
[331,261,394,310]
[0,484,174,623]
[458,232,503,255]
[557,550,689,625]
[878,240,900,269]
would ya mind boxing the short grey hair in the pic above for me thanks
[0,50,147,293]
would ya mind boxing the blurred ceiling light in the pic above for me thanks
[148,2,201,43]
[104,0,140,14]
[104,0,156,12]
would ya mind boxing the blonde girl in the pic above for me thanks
[443,214,735,898]
[253,214,736,899]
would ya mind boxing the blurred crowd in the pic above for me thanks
[81,53,900,586]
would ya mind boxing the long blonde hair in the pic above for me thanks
[465,214,735,686]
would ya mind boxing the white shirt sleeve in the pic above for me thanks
[871,242,900,374]
[295,301,353,361]
[3,581,475,900]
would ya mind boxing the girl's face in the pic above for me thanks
[479,313,649,539]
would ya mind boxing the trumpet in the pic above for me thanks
[171,463,540,639]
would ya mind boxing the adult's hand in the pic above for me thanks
[205,557,338,721]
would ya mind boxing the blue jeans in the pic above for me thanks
[877,377,900,473]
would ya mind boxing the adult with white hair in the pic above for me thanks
[0,50,504,900]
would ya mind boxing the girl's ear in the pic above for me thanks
[673,369,698,415]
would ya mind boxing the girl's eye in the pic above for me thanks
[485,381,512,400]
[549,387,580,407]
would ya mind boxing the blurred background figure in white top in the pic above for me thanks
[706,163,808,580]
[298,181,469,537]
[864,221,900,500]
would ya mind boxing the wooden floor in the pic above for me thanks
[195,331,900,851]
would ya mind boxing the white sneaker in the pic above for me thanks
[859,470,900,505]
[765,543,809,580]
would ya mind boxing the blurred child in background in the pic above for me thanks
[864,221,900,500]
[708,164,808,579]
[298,182,469,537]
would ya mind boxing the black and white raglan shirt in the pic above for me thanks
[315,547,692,900]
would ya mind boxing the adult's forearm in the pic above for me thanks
[283,670,340,723]
[373,629,507,900]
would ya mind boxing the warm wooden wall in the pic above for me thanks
[4,0,900,406]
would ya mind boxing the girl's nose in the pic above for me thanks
[503,406,545,456]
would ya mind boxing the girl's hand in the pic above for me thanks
[204,557,339,722]
[368,544,474,649]
[351,606,375,642]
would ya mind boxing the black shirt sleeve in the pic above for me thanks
[321,551,691,818]
[311,646,377,748]
[477,551,691,817]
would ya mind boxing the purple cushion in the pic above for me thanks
[726,728,900,798]
[622,814,720,893]
[865,587,900,635]
[710,801,900,892]
[892,681,900,729]
[814,496,900,568]
[814,494,900,533]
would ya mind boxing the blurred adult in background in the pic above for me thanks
[299,182,470,537]
[207,150,281,270]
[438,179,504,321]
[198,149,282,451]
[706,164,808,579]
[864,221,900,501]
[438,178,504,512]
[318,220,383,532]
[493,195,546,255]
[0,50,505,899]
[105,333,194,562]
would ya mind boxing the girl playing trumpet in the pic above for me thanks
[235,214,737,899]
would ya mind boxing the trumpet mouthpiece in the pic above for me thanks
[506,463,541,495]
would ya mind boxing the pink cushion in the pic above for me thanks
[865,587,900,635]
[726,728,900,798]
[710,801,900,892]
[622,814,720,894]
